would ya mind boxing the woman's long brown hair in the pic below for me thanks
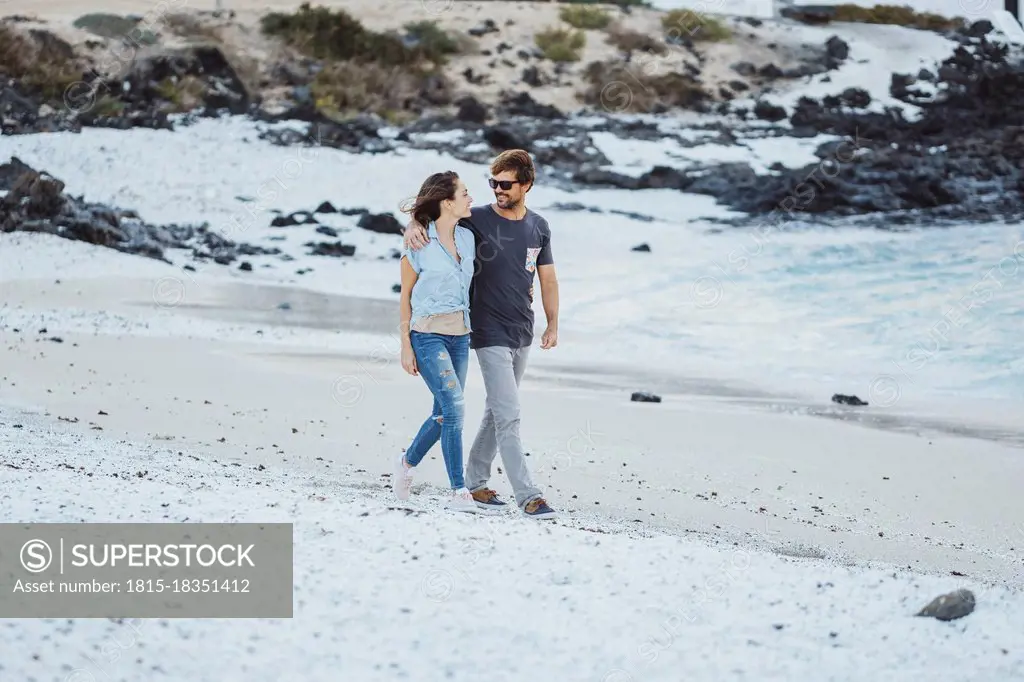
[400,171,460,229]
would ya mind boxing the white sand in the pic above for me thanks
[1,234,1024,680]
[3,407,1022,682]
[2,234,1023,583]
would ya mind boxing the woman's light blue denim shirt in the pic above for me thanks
[404,221,475,331]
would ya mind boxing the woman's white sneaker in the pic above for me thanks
[393,452,413,501]
[445,488,479,514]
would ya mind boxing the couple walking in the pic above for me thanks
[393,150,560,520]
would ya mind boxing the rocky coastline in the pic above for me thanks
[259,27,1024,226]
[2,3,1023,238]
[0,157,279,265]
[0,157,407,267]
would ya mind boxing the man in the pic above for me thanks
[404,149,560,520]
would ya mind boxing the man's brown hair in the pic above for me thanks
[490,149,535,187]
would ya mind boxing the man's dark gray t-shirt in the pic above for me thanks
[459,205,553,350]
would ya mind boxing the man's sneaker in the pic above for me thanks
[522,498,557,520]
[392,451,413,501]
[445,488,480,514]
[471,488,508,515]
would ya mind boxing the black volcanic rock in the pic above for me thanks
[917,590,976,621]
[0,159,279,264]
[307,241,356,257]
[456,95,489,123]
[753,100,787,121]
[357,212,403,235]
[483,126,529,151]
[500,91,564,119]
[825,36,850,65]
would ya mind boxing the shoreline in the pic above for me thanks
[3,230,1022,443]
[4,273,1024,448]
[3,328,1023,585]
[2,260,1024,586]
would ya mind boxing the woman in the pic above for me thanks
[393,171,478,513]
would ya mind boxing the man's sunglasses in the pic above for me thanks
[488,178,520,191]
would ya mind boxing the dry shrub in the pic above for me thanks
[833,4,964,31]
[154,74,208,112]
[535,26,586,62]
[583,59,709,112]
[0,24,81,103]
[261,3,422,66]
[311,61,450,122]
[258,3,457,120]
[162,13,223,43]
[403,20,463,64]
[606,23,666,54]
[661,10,731,42]
[559,5,612,30]
[92,94,127,117]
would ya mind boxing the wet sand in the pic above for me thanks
[2,270,1023,587]
[134,277,1024,448]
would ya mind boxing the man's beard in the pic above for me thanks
[496,194,520,209]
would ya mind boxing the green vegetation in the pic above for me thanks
[559,5,612,30]
[260,3,456,66]
[661,10,731,43]
[535,26,586,62]
[832,4,964,31]
[72,13,158,45]
[261,4,408,64]
[259,3,457,119]
[311,61,445,122]
[92,94,127,117]
[154,75,208,113]
[403,20,463,63]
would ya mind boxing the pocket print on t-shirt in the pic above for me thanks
[525,247,541,274]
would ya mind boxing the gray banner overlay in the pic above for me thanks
[0,523,292,618]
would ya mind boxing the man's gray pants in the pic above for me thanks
[466,345,542,508]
